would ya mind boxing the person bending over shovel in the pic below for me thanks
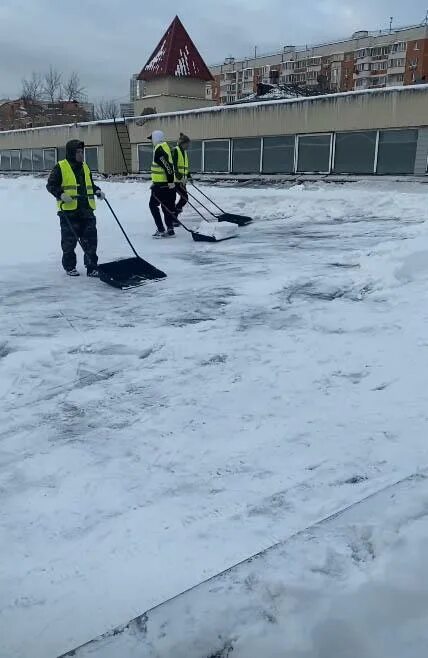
[46,140,105,277]
[148,130,176,238]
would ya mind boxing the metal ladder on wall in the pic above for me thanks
[113,117,132,175]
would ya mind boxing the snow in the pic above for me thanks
[144,39,167,74]
[195,219,239,240]
[1,175,428,657]
[175,46,191,77]
[63,472,428,658]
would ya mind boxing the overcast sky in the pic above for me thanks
[1,0,427,102]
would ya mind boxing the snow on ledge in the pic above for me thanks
[1,84,428,137]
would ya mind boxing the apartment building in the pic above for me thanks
[209,24,428,103]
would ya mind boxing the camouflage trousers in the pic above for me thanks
[59,215,98,272]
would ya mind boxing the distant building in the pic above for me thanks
[209,23,428,104]
[120,102,134,117]
[130,74,144,102]
[134,15,215,116]
[0,99,93,131]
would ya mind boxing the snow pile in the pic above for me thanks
[195,219,239,240]
[1,176,428,658]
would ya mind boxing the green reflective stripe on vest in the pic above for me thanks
[57,160,96,211]
[174,146,189,182]
[151,142,173,183]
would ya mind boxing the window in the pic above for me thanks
[32,149,43,171]
[138,143,152,172]
[10,150,20,170]
[389,58,405,68]
[203,140,230,173]
[187,140,202,173]
[232,138,261,173]
[43,148,56,171]
[262,136,295,173]
[57,146,66,162]
[297,134,332,173]
[0,151,11,171]
[84,147,98,171]
[334,132,377,174]
[376,129,418,174]
[21,149,32,171]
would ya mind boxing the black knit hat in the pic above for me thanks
[178,132,190,145]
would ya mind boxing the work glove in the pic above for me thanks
[95,190,106,200]
[168,183,175,190]
[60,193,73,204]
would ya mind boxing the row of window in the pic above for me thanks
[138,129,419,176]
[0,147,99,172]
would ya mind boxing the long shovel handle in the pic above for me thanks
[190,181,226,215]
[152,191,194,235]
[105,198,139,259]
[186,189,219,220]
[153,188,211,232]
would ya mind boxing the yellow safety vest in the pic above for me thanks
[151,142,173,183]
[174,146,189,182]
[57,160,96,211]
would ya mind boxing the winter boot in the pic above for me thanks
[167,229,176,237]
[152,230,166,239]
[87,268,100,278]
[66,269,80,277]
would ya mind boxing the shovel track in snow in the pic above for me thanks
[57,468,428,657]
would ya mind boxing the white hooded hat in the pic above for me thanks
[150,130,165,145]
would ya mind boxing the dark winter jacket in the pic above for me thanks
[152,144,174,185]
[46,140,100,219]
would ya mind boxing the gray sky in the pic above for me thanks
[1,0,427,102]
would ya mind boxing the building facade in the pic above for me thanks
[2,85,428,178]
[130,74,144,102]
[209,24,428,104]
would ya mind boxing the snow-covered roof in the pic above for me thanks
[2,84,428,137]
[138,16,213,83]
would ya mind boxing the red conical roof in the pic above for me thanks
[138,16,213,82]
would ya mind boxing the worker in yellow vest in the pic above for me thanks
[149,130,176,238]
[172,133,191,226]
[46,140,105,277]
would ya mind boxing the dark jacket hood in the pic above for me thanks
[66,140,84,163]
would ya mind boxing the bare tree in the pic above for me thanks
[43,66,62,103]
[21,72,43,102]
[63,71,86,102]
[94,99,120,120]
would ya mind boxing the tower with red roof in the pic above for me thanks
[134,16,214,116]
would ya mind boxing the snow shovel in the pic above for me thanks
[153,192,238,243]
[190,181,253,226]
[98,199,167,289]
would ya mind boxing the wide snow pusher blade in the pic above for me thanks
[98,257,166,290]
[100,199,166,290]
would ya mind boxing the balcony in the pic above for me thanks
[388,65,406,75]
[354,69,371,79]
